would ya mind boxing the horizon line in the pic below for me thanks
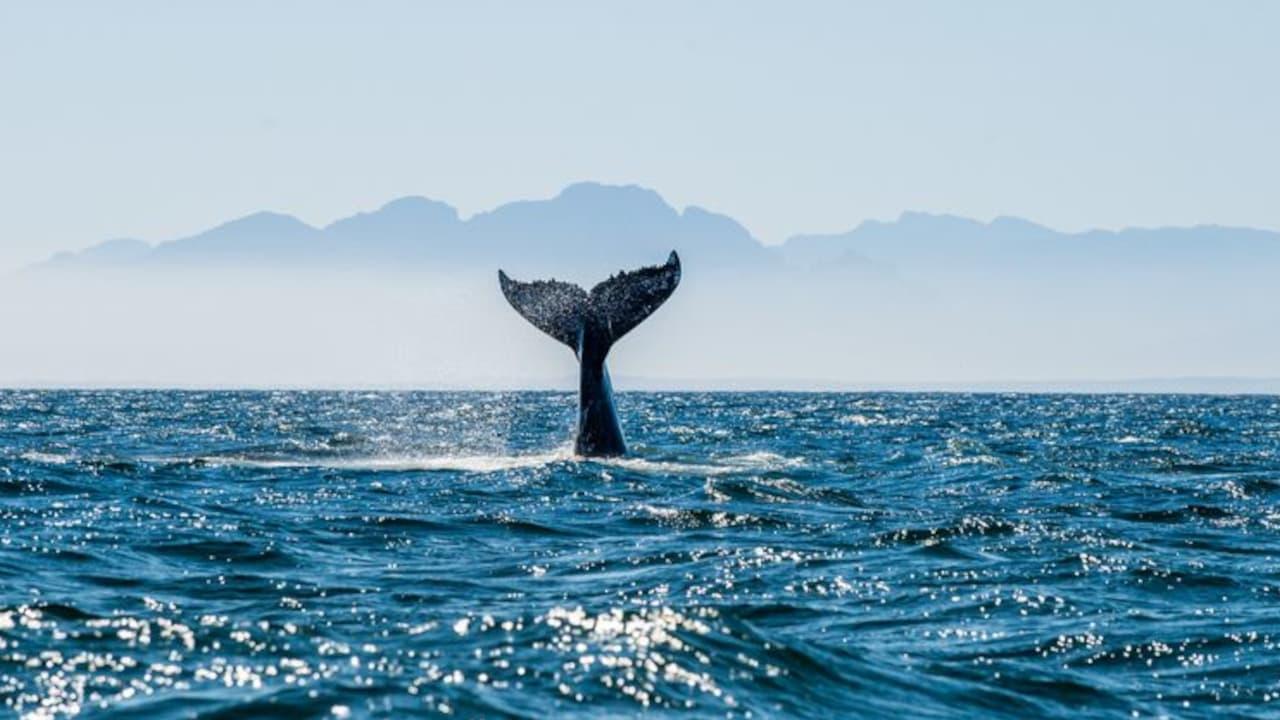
[6,376,1280,396]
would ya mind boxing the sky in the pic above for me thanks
[1,1,1278,273]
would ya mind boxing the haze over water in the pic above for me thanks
[3,390,1277,718]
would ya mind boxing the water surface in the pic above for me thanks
[2,391,1278,718]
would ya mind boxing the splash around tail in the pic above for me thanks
[498,251,682,457]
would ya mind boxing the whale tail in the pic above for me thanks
[498,251,681,353]
[498,251,681,457]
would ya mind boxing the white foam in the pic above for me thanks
[166,449,806,477]
[195,450,574,474]
[577,450,804,477]
[19,451,74,465]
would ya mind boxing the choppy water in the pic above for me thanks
[2,391,1279,719]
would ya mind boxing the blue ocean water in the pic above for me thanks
[1,391,1278,719]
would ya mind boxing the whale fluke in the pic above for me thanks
[589,251,682,344]
[499,251,681,351]
[497,274,588,349]
[499,251,681,456]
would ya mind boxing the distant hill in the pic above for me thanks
[37,182,1280,279]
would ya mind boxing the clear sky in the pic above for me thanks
[1,0,1277,272]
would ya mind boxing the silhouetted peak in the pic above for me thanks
[326,196,460,235]
[38,237,151,269]
[989,215,1051,234]
[896,210,984,231]
[208,211,317,236]
[553,182,676,217]
[374,196,457,220]
[142,210,323,263]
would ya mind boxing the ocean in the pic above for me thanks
[1,391,1277,719]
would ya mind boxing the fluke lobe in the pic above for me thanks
[499,252,682,457]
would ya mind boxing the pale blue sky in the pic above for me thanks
[1,0,1277,271]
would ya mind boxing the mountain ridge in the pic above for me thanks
[37,182,1280,275]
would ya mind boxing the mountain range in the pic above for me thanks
[38,182,1280,279]
[13,181,1280,389]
